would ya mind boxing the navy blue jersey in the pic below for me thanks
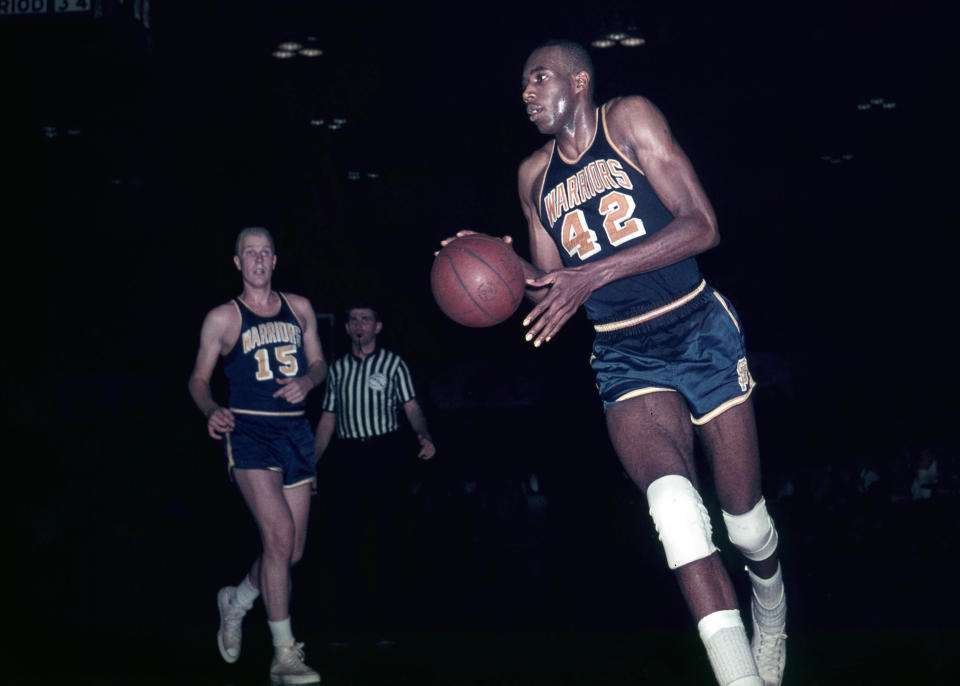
[223,292,309,415]
[537,102,703,323]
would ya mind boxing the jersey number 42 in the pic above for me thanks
[560,190,646,260]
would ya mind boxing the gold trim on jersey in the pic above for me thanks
[601,102,645,176]
[230,408,306,417]
[594,280,707,333]
[536,140,555,212]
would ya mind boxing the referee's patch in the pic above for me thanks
[368,372,388,391]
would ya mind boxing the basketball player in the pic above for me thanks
[444,40,787,686]
[188,226,327,685]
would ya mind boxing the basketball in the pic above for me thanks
[431,235,526,327]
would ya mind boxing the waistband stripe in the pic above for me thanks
[594,280,707,333]
[230,408,306,417]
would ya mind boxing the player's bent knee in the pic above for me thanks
[646,475,718,569]
[722,497,778,562]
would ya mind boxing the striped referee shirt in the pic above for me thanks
[321,347,416,439]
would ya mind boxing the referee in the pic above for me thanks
[314,303,436,647]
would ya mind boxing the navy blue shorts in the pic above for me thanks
[590,282,755,424]
[224,412,316,488]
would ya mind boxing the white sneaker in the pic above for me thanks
[751,597,787,686]
[270,641,321,685]
[216,586,248,663]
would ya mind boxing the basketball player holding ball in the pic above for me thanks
[442,40,787,686]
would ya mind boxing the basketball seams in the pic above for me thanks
[434,252,499,324]
[447,239,522,304]
[431,235,525,327]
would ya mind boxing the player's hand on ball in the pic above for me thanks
[436,230,514,253]
[523,266,599,347]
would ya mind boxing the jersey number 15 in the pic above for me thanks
[253,345,299,381]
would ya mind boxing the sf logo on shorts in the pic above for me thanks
[736,358,750,392]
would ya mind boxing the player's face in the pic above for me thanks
[233,234,276,287]
[345,308,382,347]
[521,47,576,135]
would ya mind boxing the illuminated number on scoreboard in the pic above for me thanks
[559,190,647,260]
[253,345,299,381]
[55,0,90,12]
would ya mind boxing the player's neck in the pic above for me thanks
[555,103,597,159]
[239,284,277,313]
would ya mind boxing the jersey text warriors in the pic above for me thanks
[537,102,703,323]
[223,293,308,415]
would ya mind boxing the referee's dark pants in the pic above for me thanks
[328,431,408,638]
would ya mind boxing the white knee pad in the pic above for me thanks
[646,475,718,569]
[722,497,778,562]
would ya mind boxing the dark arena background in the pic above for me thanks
[2,1,957,684]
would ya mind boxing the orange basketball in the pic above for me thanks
[431,235,525,327]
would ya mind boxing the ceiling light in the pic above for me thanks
[607,32,627,41]
[620,36,646,47]
[272,50,295,59]
[299,36,323,57]
[591,38,615,48]
[278,41,303,51]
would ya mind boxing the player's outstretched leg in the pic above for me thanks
[723,500,787,686]
[217,574,260,663]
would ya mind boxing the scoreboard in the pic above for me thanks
[1,0,150,27]
[1,0,95,15]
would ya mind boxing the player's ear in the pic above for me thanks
[574,70,589,93]
[375,321,383,336]
[233,255,241,271]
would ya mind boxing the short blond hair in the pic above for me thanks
[234,226,275,256]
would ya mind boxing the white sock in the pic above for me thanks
[268,617,295,647]
[747,563,783,608]
[697,610,762,686]
[747,564,787,630]
[235,574,260,609]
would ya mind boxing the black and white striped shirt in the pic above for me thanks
[321,348,416,439]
